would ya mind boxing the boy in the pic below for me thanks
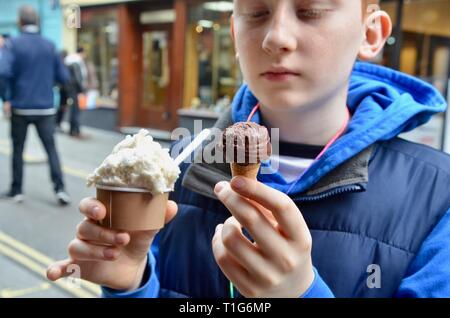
[48,0,450,297]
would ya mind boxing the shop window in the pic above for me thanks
[183,1,241,112]
[78,7,118,108]
[379,0,450,151]
[380,0,450,96]
[142,30,170,110]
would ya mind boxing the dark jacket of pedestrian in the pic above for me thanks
[4,25,69,114]
[0,38,13,101]
[65,53,87,95]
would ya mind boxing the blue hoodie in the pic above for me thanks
[103,61,450,298]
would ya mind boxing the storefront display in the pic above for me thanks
[381,0,449,151]
[78,6,118,108]
[183,0,241,113]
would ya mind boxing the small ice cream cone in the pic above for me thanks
[218,122,272,181]
[230,162,261,180]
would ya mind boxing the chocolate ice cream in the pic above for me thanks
[217,122,272,179]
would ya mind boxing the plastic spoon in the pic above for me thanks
[173,128,211,166]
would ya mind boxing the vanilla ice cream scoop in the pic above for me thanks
[87,129,180,194]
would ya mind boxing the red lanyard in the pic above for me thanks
[246,103,261,122]
[247,103,351,161]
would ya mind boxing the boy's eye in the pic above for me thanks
[248,11,270,19]
[297,9,326,19]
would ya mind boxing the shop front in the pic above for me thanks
[69,0,179,131]
[380,0,450,152]
[66,0,237,132]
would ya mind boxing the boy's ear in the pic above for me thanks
[230,15,238,55]
[230,15,235,41]
[358,10,392,61]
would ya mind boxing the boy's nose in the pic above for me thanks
[262,14,298,56]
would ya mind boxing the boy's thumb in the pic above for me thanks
[164,200,178,224]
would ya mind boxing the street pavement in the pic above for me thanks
[0,115,170,298]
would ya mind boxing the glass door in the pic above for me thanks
[138,25,173,130]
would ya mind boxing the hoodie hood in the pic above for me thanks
[231,61,447,195]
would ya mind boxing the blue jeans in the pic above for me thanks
[10,114,65,193]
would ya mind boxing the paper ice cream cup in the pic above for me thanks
[95,184,169,231]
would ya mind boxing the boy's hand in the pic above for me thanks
[47,197,178,291]
[213,177,314,298]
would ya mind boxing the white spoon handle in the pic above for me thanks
[174,129,211,166]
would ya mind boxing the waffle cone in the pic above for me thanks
[230,162,261,180]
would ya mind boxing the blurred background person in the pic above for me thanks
[56,49,69,131]
[0,33,12,114]
[64,47,88,139]
[0,5,71,205]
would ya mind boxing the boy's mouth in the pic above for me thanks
[261,67,300,82]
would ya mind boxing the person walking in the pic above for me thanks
[0,5,71,205]
[64,47,88,138]
[56,50,69,131]
[0,34,12,108]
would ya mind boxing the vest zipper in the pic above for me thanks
[295,184,364,202]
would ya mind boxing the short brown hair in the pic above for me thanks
[18,5,39,26]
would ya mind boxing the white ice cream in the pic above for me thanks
[87,129,180,194]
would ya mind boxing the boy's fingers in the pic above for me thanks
[229,177,306,240]
[68,239,120,262]
[77,220,130,246]
[78,197,106,221]
[212,224,254,296]
[222,217,274,284]
[79,198,174,223]
[165,200,178,224]
[215,182,289,258]
[46,259,74,281]
[79,199,176,223]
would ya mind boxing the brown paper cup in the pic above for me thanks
[96,185,169,231]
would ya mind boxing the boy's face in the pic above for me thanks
[233,0,376,110]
